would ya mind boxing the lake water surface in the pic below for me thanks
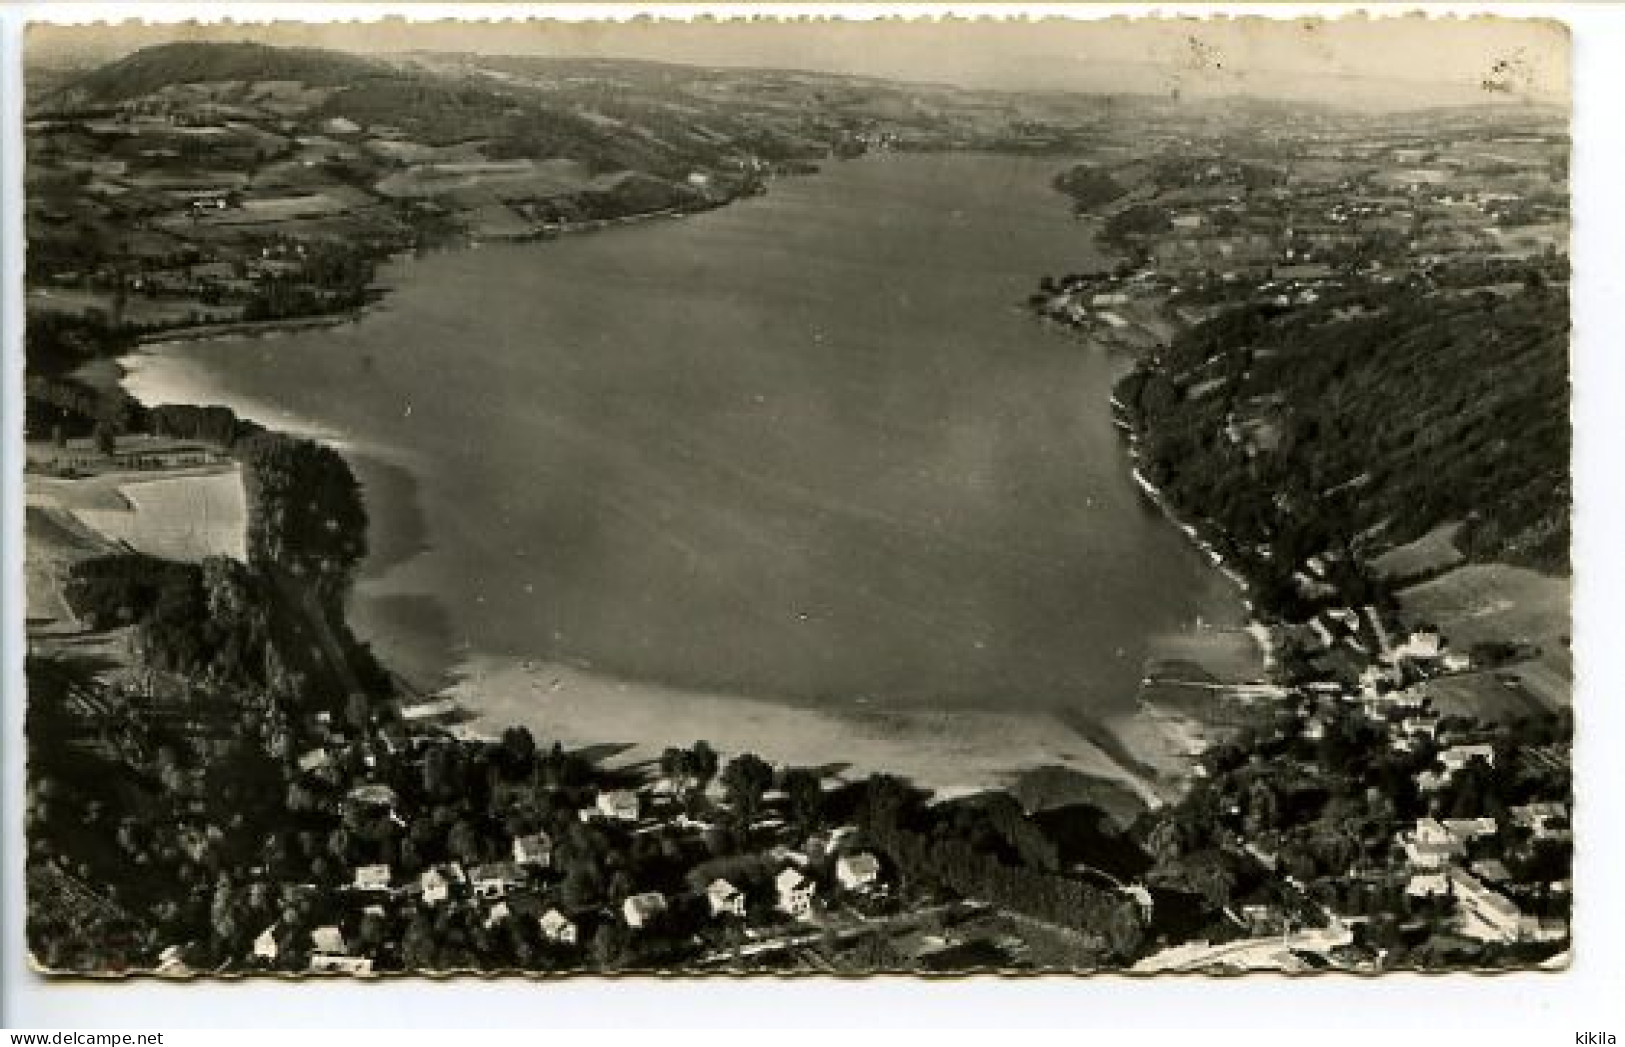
[126,153,1246,725]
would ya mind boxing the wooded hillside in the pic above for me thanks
[1117,281,1570,612]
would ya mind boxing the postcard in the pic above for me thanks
[17,10,1571,977]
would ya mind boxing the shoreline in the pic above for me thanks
[125,198,745,351]
[134,311,364,347]
[429,654,1181,819]
[116,322,1211,818]
[104,166,1258,818]
[1112,389,1273,643]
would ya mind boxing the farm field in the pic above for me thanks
[27,286,241,326]
[1371,521,1466,582]
[1420,671,1556,723]
[1398,563,1570,650]
[70,467,248,563]
[23,505,118,627]
[1398,562,1571,714]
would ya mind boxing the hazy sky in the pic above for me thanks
[28,12,1569,108]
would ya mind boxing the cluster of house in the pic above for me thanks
[1398,805,1570,946]
[639,839,884,932]
[1238,547,1571,952]
[1286,554,1473,684]
[249,745,895,974]
[1032,121,1564,365]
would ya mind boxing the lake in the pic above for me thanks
[125,152,1247,729]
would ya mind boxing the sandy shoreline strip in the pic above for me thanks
[111,337,1178,811]
[433,653,1179,812]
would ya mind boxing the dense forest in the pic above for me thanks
[1116,280,1570,617]
[65,554,272,683]
[852,778,1153,960]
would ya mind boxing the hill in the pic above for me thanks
[1116,280,1570,615]
[36,40,389,108]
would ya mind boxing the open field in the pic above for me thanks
[23,505,119,627]
[70,468,248,563]
[27,286,241,326]
[1420,670,1560,722]
[28,433,248,565]
[1371,521,1466,582]
[1502,645,1573,710]
[1398,563,1570,649]
[375,158,597,203]
[1399,562,1571,714]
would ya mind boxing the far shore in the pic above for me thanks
[134,311,363,347]
[123,199,739,351]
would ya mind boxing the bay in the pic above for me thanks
[125,152,1248,738]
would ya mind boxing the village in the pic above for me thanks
[21,425,1572,975]
[1020,103,1572,970]
[1028,112,1567,353]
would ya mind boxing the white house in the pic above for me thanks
[1413,817,1455,847]
[706,878,747,918]
[310,925,347,956]
[596,789,642,822]
[321,116,362,136]
[352,863,392,893]
[776,867,816,918]
[1406,872,1451,898]
[1510,802,1571,843]
[156,945,189,976]
[622,891,668,929]
[252,924,279,962]
[1440,744,1497,777]
[512,832,553,868]
[420,863,465,905]
[469,861,524,899]
[836,852,882,892]
[1402,817,1466,870]
[539,908,578,945]
[296,749,333,775]
[1400,716,1440,740]
[1396,627,1444,660]
[308,954,373,974]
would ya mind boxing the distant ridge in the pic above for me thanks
[40,40,391,108]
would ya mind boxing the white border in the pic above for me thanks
[3,2,1623,1032]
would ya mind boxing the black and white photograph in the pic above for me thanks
[16,11,1575,979]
